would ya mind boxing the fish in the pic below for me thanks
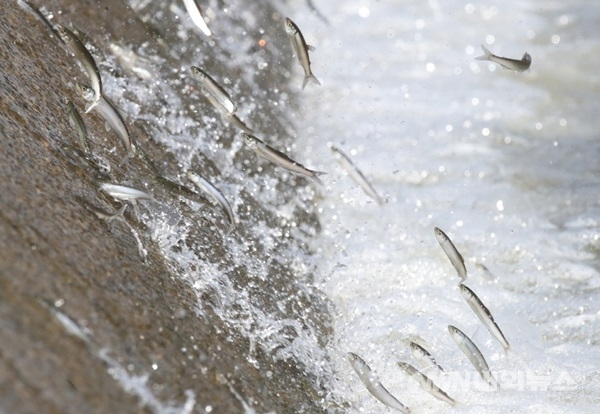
[190,66,236,115]
[187,171,236,234]
[448,325,499,389]
[459,284,510,351]
[182,0,212,36]
[64,98,89,153]
[99,183,153,202]
[347,353,410,413]
[284,17,321,89]
[409,341,444,373]
[475,44,532,72]
[241,133,325,184]
[76,83,133,157]
[434,227,467,281]
[56,25,103,111]
[397,362,456,406]
[331,145,383,205]
[109,43,155,80]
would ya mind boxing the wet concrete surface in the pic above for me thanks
[0,1,334,412]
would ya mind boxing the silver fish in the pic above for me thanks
[397,362,456,406]
[77,83,133,156]
[190,66,236,114]
[475,44,531,72]
[242,133,325,184]
[182,0,211,36]
[434,227,467,281]
[459,284,510,351]
[409,341,444,373]
[187,171,236,234]
[225,113,254,135]
[284,17,321,89]
[65,99,88,153]
[57,25,102,111]
[347,353,410,413]
[109,43,155,80]
[331,146,383,205]
[99,183,153,202]
[448,325,499,389]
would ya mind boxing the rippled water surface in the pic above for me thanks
[286,0,600,412]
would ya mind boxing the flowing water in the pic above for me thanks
[285,0,600,412]
[16,0,600,411]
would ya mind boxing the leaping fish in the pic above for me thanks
[448,325,499,389]
[347,353,410,413]
[57,25,102,111]
[459,284,510,351]
[242,133,325,184]
[77,83,133,157]
[434,227,467,281]
[397,362,456,406]
[190,66,236,115]
[187,171,236,234]
[99,183,153,202]
[182,0,211,36]
[475,44,531,72]
[409,341,444,373]
[284,17,321,89]
[331,145,383,205]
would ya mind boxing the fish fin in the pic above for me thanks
[474,44,492,61]
[307,44,316,51]
[84,98,100,113]
[302,73,321,89]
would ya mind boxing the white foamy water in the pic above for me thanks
[57,0,600,410]
[287,0,600,412]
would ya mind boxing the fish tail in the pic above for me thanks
[302,73,321,90]
[474,44,493,61]
[311,171,327,186]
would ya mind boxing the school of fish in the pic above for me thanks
[17,0,533,411]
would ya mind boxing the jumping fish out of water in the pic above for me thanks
[190,66,236,115]
[347,353,410,413]
[56,25,103,111]
[434,227,468,281]
[475,44,532,72]
[76,83,134,157]
[64,98,89,153]
[409,341,444,373]
[331,145,383,205]
[459,284,510,351]
[284,17,321,89]
[190,66,254,133]
[397,362,456,406]
[109,43,156,81]
[448,325,499,389]
[99,183,153,202]
[187,170,236,234]
[182,0,212,36]
[242,133,325,184]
